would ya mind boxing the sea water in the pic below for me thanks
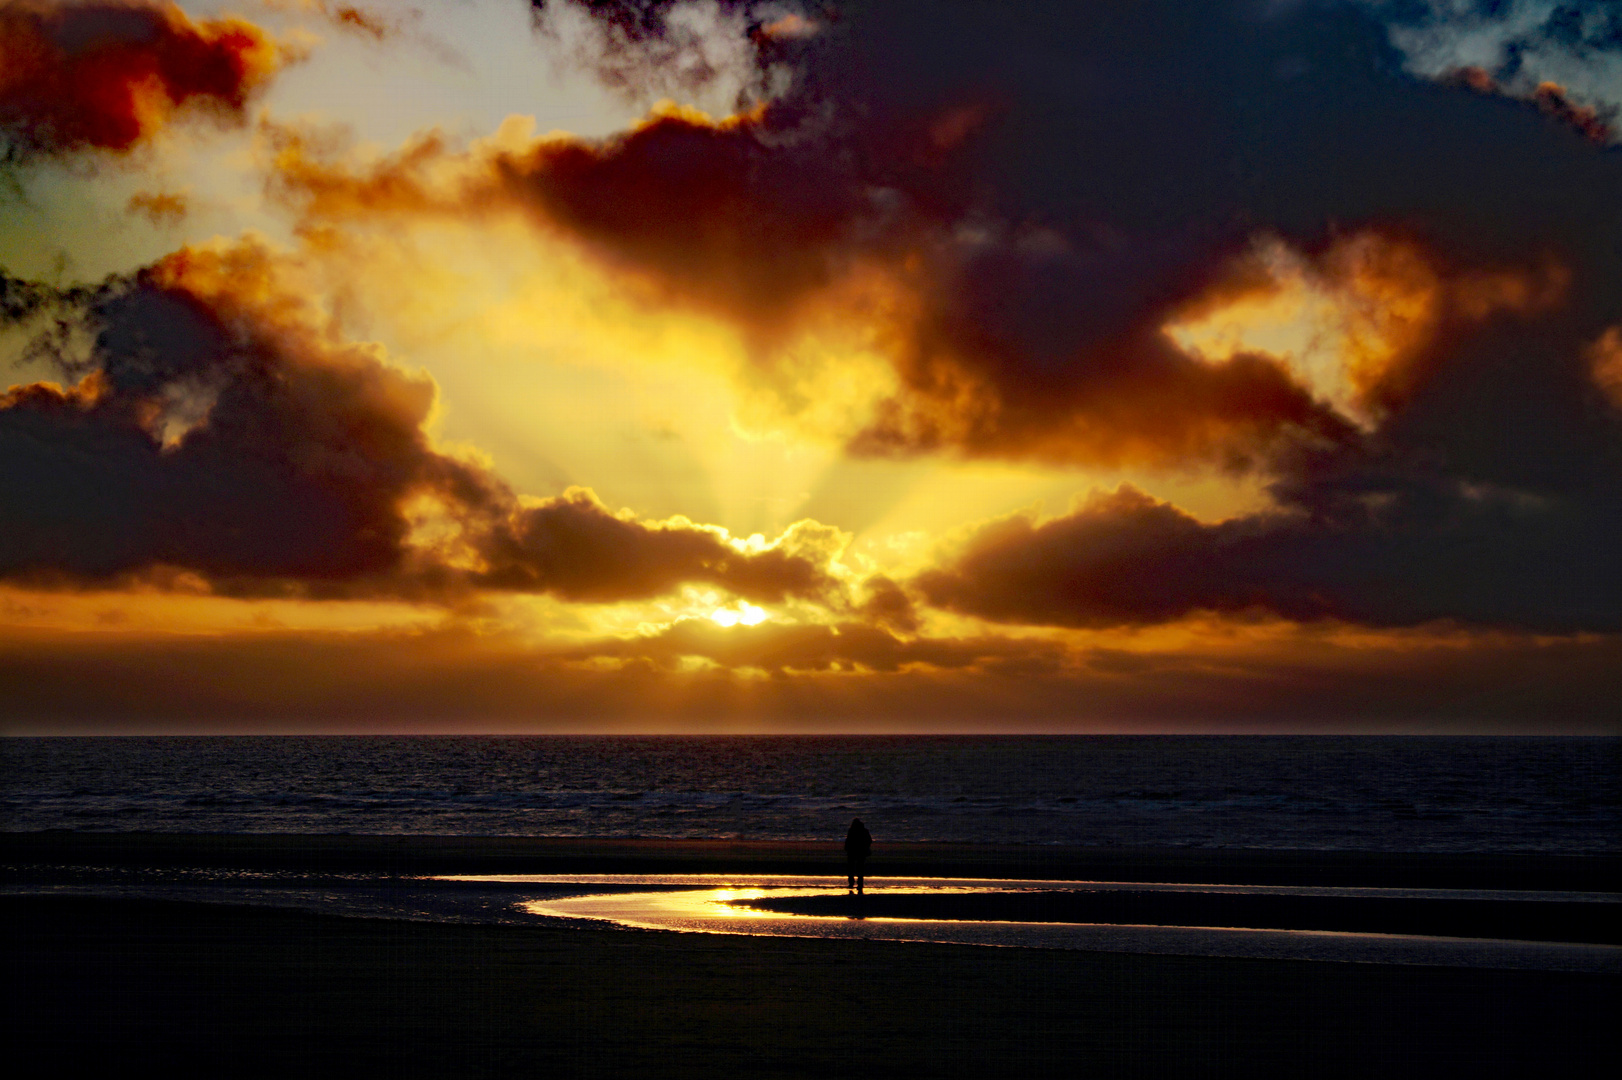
[4,735,1615,853]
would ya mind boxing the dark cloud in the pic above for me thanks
[1,266,67,321]
[916,475,1621,633]
[265,108,874,335]
[856,574,918,633]
[0,247,482,584]
[473,488,840,604]
[0,248,840,604]
[0,1,284,162]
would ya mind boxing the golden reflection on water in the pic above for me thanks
[502,875,1622,966]
[519,883,1000,932]
[709,888,773,918]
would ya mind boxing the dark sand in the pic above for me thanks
[5,834,1618,1077]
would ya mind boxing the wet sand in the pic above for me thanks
[5,833,1618,1076]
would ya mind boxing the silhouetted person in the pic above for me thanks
[844,817,872,894]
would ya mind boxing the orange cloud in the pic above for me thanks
[1168,232,1571,421]
[1532,81,1612,144]
[0,1,285,161]
[126,188,188,225]
[1447,67,1613,144]
[1589,327,1622,411]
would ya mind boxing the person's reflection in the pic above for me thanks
[844,817,872,896]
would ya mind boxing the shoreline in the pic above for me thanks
[6,831,1618,891]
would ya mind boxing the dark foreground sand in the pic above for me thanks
[5,896,1616,1079]
[5,834,1618,1077]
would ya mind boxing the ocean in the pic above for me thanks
[4,735,1616,853]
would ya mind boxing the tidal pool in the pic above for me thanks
[434,874,1622,973]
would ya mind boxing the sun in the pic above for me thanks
[710,602,769,628]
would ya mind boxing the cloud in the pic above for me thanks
[326,4,391,42]
[568,617,1068,675]
[1531,77,1615,141]
[265,105,1357,469]
[269,1,1619,480]
[266,1,466,67]
[1169,230,1573,423]
[1445,65,1613,142]
[916,478,1622,633]
[125,188,187,224]
[472,488,843,604]
[528,0,785,105]
[0,244,843,606]
[0,0,286,162]
[1590,326,1622,408]
[0,242,482,585]
[1364,0,1622,138]
[264,106,872,335]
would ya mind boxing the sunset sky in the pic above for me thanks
[2,0,1619,732]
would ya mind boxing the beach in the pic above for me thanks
[7,895,1615,1078]
[5,833,1617,1076]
